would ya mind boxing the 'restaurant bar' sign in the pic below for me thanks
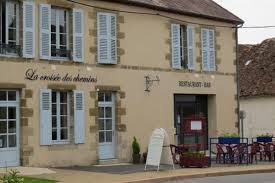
[179,81,211,88]
[25,68,97,83]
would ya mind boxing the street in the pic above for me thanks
[166,173,275,183]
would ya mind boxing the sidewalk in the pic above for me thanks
[28,164,275,183]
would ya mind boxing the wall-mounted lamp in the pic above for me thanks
[145,75,160,92]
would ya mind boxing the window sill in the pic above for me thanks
[50,57,71,62]
[0,54,20,58]
[52,140,70,145]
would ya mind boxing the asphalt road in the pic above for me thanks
[166,173,275,183]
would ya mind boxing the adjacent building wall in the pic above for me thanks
[240,97,275,138]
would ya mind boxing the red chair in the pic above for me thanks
[216,144,228,164]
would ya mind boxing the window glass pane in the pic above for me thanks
[59,11,66,33]
[52,104,57,115]
[8,28,16,41]
[99,119,104,130]
[8,135,16,147]
[105,107,112,118]
[61,129,68,140]
[61,116,67,127]
[8,107,16,120]
[0,135,7,148]
[52,129,57,141]
[99,107,104,118]
[60,104,68,115]
[52,116,57,128]
[8,91,16,101]
[98,93,104,102]
[51,45,57,57]
[106,119,112,130]
[0,91,7,101]
[99,132,105,143]
[105,93,112,102]
[51,9,56,32]
[0,121,7,133]
[0,107,7,119]
[60,34,67,46]
[52,92,56,103]
[106,131,112,142]
[60,92,67,103]
[51,33,56,45]
[8,120,16,133]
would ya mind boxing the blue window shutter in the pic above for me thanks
[73,8,84,62]
[23,1,35,58]
[40,89,52,145]
[187,25,195,70]
[74,90,85,144]
[171,24,181,69]
[201,28,209,71]
[208,29,216,71]
[40,4,51,60]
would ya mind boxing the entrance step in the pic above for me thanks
[98,159,120,166]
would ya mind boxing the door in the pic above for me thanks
[0,90,19,167]
[174,94,208,150]
[98,92,115,159]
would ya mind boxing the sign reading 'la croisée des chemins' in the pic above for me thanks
[25,68,97,83]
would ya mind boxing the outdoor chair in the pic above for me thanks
[216,144,228,164]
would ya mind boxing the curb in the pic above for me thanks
[123,168,275,183]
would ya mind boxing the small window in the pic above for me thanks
[0,1,20,56]
[51,7,70,60]
[51,91,70,143]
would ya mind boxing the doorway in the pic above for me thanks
[174,94,208,150]
[0,90,20,167]
[98,92,115,159]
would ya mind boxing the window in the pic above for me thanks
[171,24,195,70]
[97,12,117,64]
[0,1,20,56]
[51,91,70,143]
[201,28,216,71]
[51,8,69,59]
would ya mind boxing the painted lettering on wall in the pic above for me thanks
[179,81,211,88]
[25,69,97,83]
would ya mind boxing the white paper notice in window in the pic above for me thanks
[191,121,202,130]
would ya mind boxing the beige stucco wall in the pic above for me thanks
[0,0,238,167]
[240,97,275,138]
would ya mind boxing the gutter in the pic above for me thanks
[236,23,244,135]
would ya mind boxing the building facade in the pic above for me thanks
[0,0,243,167]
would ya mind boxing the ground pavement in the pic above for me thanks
[19,163,275,183]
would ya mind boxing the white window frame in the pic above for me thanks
[0,1,20,57]
[98,92,115,144]
[50,7,69,61]
[51,91,70,144]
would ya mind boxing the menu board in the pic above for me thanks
[191,121,202,130]
[145,129,165,167]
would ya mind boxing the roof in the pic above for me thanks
[98,0,244,24]
[239,38,275,98]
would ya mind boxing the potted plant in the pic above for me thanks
[132,136,141,164]
[257,133,273,143]
[179,151,209,168]
[218,133,240,144]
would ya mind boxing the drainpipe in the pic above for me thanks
[235,23,243,136]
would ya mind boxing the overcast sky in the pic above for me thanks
[213,0,275,44]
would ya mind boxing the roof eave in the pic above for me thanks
[98,0,244,25]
